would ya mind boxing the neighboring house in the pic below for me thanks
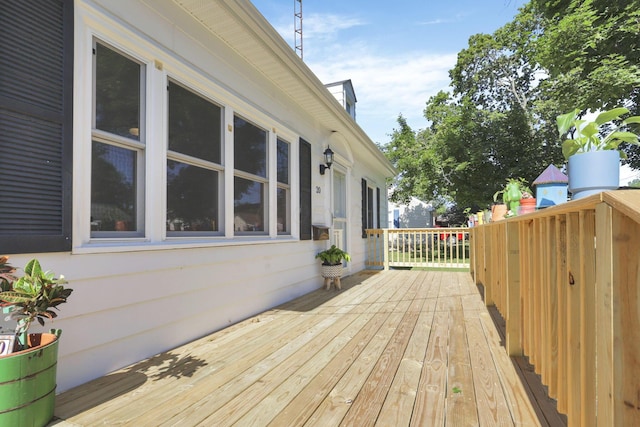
[0,0,395,392]
[388,197,435,229]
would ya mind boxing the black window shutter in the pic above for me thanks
[361,178,367,238]
[376,187,381,228]
[0,0,73,254]
[299,138,312,240]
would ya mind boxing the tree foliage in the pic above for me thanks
[383,0,639,209]
[532,0,640,113]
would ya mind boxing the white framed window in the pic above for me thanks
[233,116,268,234]
[276,138,291,235]
[82,26,301,250]
[166,80,223,235]
[90,41,145,238]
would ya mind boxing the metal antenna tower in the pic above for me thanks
[294,0,303,59]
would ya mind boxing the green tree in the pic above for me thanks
[532,0,640,167]
[532,0,640,113]
[384,115,442,204]
[628,178,640,188]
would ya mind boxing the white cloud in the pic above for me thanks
[307,45,457,142]
[304,13,366,40]
[271,12,366,44]
[270,11,458,143]
[418,18,454,25]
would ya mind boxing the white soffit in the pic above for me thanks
[172,0,395,175]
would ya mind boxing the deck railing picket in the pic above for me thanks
[365,228,471,270]
[470,190,640,427]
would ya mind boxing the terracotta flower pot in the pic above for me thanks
[518,198,536,215]
[491,204,507,222]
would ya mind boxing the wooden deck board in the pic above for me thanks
[52,270,557,427]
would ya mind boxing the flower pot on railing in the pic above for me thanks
[491,204,507,221]
[568,150,620,199]
[518,198,537,215]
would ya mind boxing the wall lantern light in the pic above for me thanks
[319,147,334,175]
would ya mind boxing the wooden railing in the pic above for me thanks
[471,190,640,427]
[365,227,470,270]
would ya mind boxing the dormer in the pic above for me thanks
[325,79,357,121]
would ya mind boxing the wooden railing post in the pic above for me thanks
[383,228,389,271]
[506,220,522,356]
[595,202,615,426]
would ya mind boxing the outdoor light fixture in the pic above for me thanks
[319,147,334,175]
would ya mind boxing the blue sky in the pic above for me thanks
[251,0,528,145]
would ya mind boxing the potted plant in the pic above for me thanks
[519,187,537,215]
[494,178,531,217]
[0,257,73,427]
[557,107,640,199]
[315,245,351,290]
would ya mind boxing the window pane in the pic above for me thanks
[277,188,289,233]
[234,177,265,232]
[168,82,221,164]
[277,138,289,184]
[95,43,141,140]
[166,160,218,232]
[234,116,266,177]
[91,142,137,232]
[367,187,374,228]
[333,171,347,218]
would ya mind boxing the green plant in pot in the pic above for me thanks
[0,257,72,427]
[557,107,640,199]
[316,245,351,290]
[1,258,72,351]
[494,178,530,217]
[316,245,351,266]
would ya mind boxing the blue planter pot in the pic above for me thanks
[568,150,619,200]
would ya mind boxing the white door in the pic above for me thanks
[332,168,348,266]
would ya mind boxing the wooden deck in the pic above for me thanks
[52,270,563,426]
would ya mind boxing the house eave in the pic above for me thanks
[172,0,395,176]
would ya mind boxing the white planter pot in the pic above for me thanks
[568,150,620,200]
[321,264,343,279]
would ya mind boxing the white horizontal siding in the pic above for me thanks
[0,0,392,393]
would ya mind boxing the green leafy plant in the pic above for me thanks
[315,245,351,266]
[0,256,17,292]
[557,107,640,160]
[493,178,531,214]
[0,258,73,351]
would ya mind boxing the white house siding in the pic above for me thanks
[1,0,393,392]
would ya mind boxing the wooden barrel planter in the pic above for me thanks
[0,332,60,427]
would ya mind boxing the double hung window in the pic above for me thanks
[233,117,268,234]
[91,42,144,237]
[276,138,290,234]
[89,36,299,246]
[167,81,222,234]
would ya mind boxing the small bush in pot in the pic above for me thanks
[557,107,640,160]
[0,257,73,351]
[315,245,351,266]
[316,245,350,290]
[557,107,640,198]
[0,257,72,427]
[493,178,531,216]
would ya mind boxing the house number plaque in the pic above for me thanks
[0,334,15,356]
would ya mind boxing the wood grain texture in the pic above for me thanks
[54,270,548,427]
